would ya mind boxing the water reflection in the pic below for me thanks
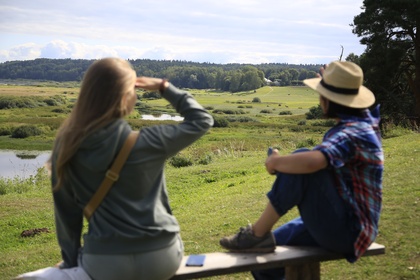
[142,114,184,121]
[0,150,51,179]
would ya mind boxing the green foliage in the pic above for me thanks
[296,137,317,148]
[278,110,292,115]
[252,97,261,103]
[311,119,336,127]
[212,109,246,115]
[0,168,49,195]
[0,96,38,109]
[260,109,272,114]
[0,125,13,136]
[225,116,257,123]
[198,154,213,165]
[142,91,162,99]
[0,59,323,92]
[306,105,323,119]
[212,116,229,128]
[169,155,193,168]
[0,95,66,109]
[352,1,420,123]
[11,125,42,138]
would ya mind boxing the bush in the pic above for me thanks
[212,116,229,127]
[212,109,246,115]
[279,111,293,115]
[0,96,37,109]
[311,119,336,127]
[198,154,213,165]
[11,125,42,138]
[169,155,193,168]
[226,116,257,123]
[52,108,70,113]
[296,138,318,148]
[143,91,162,99]
[0,125,13,136]
[252,97,261,103]
[306,105,323,119]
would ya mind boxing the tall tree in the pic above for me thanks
[352,0,420,122]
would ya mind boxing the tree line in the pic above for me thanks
[349,0,420,124]
[0,58,320,93]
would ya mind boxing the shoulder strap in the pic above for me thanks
[83,131,139,221]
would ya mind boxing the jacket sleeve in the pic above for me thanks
[141,83,214,157]
[52,171,83,268]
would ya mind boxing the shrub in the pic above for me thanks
[143,91,161,99]
[279,111,293,115]
[296,138,318,148]
[169,155,193,168]
[11,125,42,138]
[306,105,323,119]
[226,116,257,123]
[44,98,59,106]
[260,109,272,114]
[311,119,336,127]
[212,109,246,115]
[0,125,13,136]
[198,154,213,165]
[212,116,229,127]
[298,120,307,125]
[52,108,70,113]
[252,97,261,103]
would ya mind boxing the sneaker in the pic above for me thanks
[220,224,276,253]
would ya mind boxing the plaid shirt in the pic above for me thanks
[313,106,383,261]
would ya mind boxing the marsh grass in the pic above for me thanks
[0,84,419,279]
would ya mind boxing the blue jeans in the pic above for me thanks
[252,149,358,280]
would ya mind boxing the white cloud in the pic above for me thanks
[0,43,41,62]
[0,0,366,64]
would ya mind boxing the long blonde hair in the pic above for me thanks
[49,58,136,191]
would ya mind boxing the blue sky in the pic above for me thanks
[0,0,366,64]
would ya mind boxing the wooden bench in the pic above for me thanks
[171,242,385,280]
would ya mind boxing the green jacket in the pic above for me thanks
[52,84,213,267]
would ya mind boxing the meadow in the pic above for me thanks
[0,83,418,279]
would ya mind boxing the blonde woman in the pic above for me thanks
[16,58,213,280]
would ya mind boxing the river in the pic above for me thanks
[0,150,50,179]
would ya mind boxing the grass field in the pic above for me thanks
[0,84,418,279]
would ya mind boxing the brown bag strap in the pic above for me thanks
[83,131,139,220]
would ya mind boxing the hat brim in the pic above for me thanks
[303,78,375,108]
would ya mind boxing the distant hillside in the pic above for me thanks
[0,58,320,92]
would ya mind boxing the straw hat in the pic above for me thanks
[303,61,375,108]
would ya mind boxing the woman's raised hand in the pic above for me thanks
[135,77,168,92]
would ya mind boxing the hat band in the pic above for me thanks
[321,79,359,95]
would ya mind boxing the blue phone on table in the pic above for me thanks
[186,254,206,267]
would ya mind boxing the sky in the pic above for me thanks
[0,0,366,65]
